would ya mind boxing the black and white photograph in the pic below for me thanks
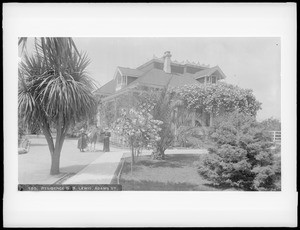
[3,3,297,228]
[17,37,282,192]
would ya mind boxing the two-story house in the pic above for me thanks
[95,51,227,128]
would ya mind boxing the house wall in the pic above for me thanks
[171,65,184,74]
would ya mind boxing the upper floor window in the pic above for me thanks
[117,75,126,85]
[206,76,210,83]
[116,75,127,91]
[205,76,217,84]
[117,75,122,84]
[211,76,217,84]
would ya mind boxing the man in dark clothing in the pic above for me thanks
[103,128,111,152]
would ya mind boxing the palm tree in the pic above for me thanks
[18,38,97,175]
[139,87,176,160]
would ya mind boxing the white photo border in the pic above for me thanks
[3,3,297,227]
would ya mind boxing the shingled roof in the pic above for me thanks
[118,67,143,77]
[168,74,200,88]
[128,68,200,89]
[94,80,116,95]
[134,68,173,87]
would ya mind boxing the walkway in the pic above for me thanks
[62,148,127,184]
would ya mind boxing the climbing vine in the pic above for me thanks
[173,82,261,116]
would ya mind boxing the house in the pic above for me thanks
[95,51,226,98]
[95,51,227,130]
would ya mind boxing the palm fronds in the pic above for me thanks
[18,37,97,130]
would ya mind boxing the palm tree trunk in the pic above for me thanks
[158,147,166,160]
[41,123,54,154]
[50,113,66,175]
[161,150,166,159]
[50,124,68,175]
[50,149,61,175]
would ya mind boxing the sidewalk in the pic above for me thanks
[62,148,127,184]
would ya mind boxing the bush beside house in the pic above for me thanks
[196,112,281,191]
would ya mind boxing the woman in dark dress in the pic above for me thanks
[78,129,88,152]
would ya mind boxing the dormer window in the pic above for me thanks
[116,74,127,91]
[206,76,210,84]
[117,75,122,84]
[211,76,217,84]
[204,75,217,84]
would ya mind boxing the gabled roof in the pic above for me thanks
[168,74,200,88]
[94,80,116,95]
[118,67,143,77]
[192,66,227,79]
[129,68,199,89]
[133,68,173,87]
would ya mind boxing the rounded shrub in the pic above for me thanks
[197,112,281,191]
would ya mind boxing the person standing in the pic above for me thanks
[103,128,111,152]
[78,129,88,152]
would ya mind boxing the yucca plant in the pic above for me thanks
[18,38,97,175]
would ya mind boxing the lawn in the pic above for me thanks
[119,154,237,191]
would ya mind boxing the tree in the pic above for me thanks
[259,117,281,131]
[147,88,175,159]
[18,38,97,175]
[99,86,176,159]
[173,82,262,117]
[196,112,281,191]
[114,106,162,171]
[120,87,177,159]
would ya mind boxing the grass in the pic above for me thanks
[119,154,238,191]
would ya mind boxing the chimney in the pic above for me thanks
[163,51,172,73]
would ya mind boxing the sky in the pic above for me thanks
[22,37,281,121]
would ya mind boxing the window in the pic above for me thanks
[206,76,210,84]
[211,76,217,84]
[117,75,122,84]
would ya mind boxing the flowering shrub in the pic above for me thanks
[114,104,163,163]
[196,112,281,191]
[112,87,175,159]
[173,82,262,117]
